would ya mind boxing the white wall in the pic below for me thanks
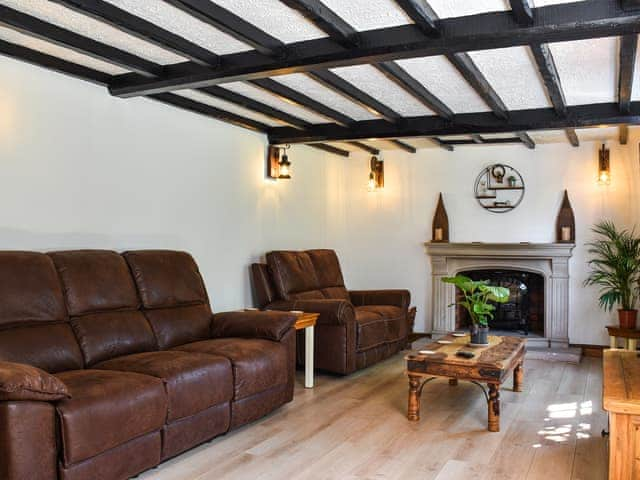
[1,56,638,345]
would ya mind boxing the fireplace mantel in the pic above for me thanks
[425,242,575,348]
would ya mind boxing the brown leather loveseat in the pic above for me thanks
[0,250,296,480]
[251,249,410,375]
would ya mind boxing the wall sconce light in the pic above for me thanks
[598,143,610,185]
[267,144,292,180]
[367,156,384,191]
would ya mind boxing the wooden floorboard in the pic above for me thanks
[140,346,607,480]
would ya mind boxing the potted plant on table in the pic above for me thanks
[442,275,510,345]
[584,221,640,329]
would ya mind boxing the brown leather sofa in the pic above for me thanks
[251,249,410,375]
[0,250,296,480]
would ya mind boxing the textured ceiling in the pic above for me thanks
[104,0,250,55]
[321,0,413,31]
[428,0,508,18]
[0,0,186,64]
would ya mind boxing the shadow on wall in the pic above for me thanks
[0,227,185,252]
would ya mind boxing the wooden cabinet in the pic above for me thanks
[603,350,640,480]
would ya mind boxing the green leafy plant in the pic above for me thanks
[584,220,640,311]
[442,275,510,327]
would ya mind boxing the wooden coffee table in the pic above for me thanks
[405,335,526,432]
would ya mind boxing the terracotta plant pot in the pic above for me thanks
[618,309,638,329]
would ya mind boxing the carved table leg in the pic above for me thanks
[513,362,524,393]
[408,375,422,421]
[488,383,500,432]
[449,378,458,386]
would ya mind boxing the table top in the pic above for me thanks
[405,335,526,381]
[293,312,319,330]
[603,349,640,415]
[606,325,640,338]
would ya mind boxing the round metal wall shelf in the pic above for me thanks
[474,164,525,213]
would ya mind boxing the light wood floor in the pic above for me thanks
[141,346,607,480]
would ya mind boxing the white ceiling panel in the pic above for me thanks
[576,126,621,142]
[479,133,523,139]
[0,0,186,64]
[428,0,508,18]
[395,56,491,113]
[631,36,640,101]
[220,82,329,124]
[104,0,250,55]
[439,135,474,141]
[529,130,575,144]
[174,90,284,127]
[532,0,586,5]
[274,74,378,121]
[321,0,412,31]
[549,37,617,105]
[213,0,326,43]
[0,25,128,74]
[468,47,552,109]
[330,65,435,117]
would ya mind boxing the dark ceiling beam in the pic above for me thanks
[621,0,640,10]
[198,86,311,129]
[307,70,402,122]
[376,62,453,119]
[249,78,354,126]
[393,0,440,36]
[161,0,284,57]
[349,141,380,155]
[440,137,524,146]
[429,138,455,152]
[565,128,580,147]
[509,0,534,26]
[0,5,162,77]
[278,0,360,47]
[619,34,638,113]
[390,139,417,153]
[308,143,350,157]
[49,0,218,67]
[530,43,567,116]
[446,53,509,120]
[109,0,640,97]
[268,102,640,144]
[0,38,112,85]
[620,125,629,144]
[516,132,536,149]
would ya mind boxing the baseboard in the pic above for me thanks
[570,343,607,358]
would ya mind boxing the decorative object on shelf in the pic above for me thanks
[555,190,576,243]
[266,144,292,180]
[367,155,384,191]
[441,275,510,346]
[584,221,640,329]
[474,164,525,213]
[432,193,449,243]
[598,143,611,185]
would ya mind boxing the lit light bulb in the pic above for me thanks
[598,171,610,185]
[368,172,376,191]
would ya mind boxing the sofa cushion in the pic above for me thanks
[71,311,157,367]
[94,351,233,422]
[0,252,67,327]
[267,251,320,300]
[0,323,84,373]
[0,361,70,401]
[54,369,166,466]
[49,251,139,316]
[172,338,288,400]
[355,305,404,351]
[143,304,212,350]
[124,251,208,309]
[307,249,349,300]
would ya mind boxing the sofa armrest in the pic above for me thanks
[266,299,355,327]
[211,310,297,341]
[0,361,69,402]
[349,289,411,310]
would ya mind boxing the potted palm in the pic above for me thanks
[442,275,510,345]
[584,221,640,329]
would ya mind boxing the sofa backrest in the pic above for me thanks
[250,263,276,309]
[49,250,157,367]
[0,252,83,373]
[124,250,213,349]
[266,249,349,302]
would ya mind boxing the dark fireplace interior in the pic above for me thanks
[455,269,544,336]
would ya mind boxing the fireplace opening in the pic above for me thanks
[455,269,544,337]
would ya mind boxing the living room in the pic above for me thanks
[0,1,639,479]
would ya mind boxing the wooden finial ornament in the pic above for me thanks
[556,190,575,243]
[432,193,449,242]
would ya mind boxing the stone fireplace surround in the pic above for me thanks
[425,242,575,348]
